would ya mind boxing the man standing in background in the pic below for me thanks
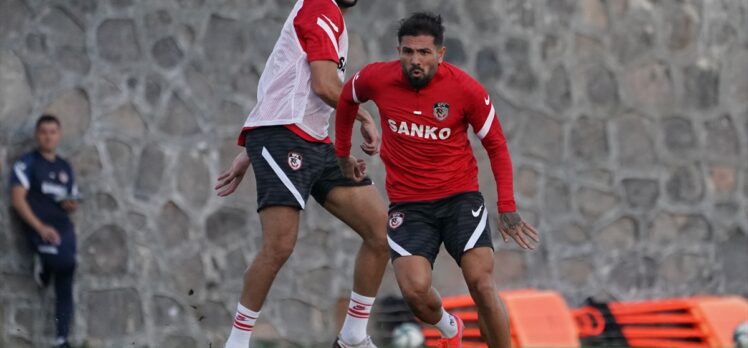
[10,115,80,348]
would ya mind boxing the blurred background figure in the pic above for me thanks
[10,115,80,348]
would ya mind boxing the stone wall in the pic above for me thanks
[1,0,746,346]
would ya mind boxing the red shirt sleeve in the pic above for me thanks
[335,66,374,157]
[293,1,343,63]
[464,79,517,213]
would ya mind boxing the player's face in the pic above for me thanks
[398,35,446,89]
[35,122,61,153]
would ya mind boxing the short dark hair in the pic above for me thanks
[397,12,445,46]
[36,114,60,130]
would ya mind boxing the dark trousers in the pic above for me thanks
[29,220,76,340]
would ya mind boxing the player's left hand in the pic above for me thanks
[358,109,380,155]
[215,151,251,197]
[337,156,366,181]
[61,199,78,213]
[498,212,540,250]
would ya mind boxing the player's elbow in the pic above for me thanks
[311,79,329,97]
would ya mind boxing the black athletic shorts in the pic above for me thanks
[387,191,494,267]
[244,126,372,211]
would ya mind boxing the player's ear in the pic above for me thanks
[437,45,446,64]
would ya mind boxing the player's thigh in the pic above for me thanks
[393,254,433,296]
[244,126,324,211]
[258,206,301,250]
[321,184,387,239]
[310,143,374,208]
[440,192,494,267]
[460,247,496,285]
[387,203,442,267]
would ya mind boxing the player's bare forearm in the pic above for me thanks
[356,108,380,155]
[11,186,45,231]
[355,108,372,123]
[310,60,344,108]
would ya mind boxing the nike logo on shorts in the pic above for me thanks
[471,205,483,217]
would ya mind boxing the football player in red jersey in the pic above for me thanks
[335,13,540,348]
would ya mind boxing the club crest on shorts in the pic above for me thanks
[433,102,449,121]
[287,152,302,171]
[389,211,404,229]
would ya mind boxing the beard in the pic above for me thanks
[403,65,434,89]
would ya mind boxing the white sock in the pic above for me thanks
[434,309,458,338]
[225,303,259,348]
[339,291,375,344]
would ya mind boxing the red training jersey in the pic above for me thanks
[335,61,516,213]
[237,0,349,146]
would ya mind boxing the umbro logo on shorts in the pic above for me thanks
[389,211,404,229]
[287,152,302,171]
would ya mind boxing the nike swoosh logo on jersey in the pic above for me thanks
[472,205,483,217]
[484,95,490,105]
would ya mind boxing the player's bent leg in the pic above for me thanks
[323,184,388,296]
[394,256,463,345]
[225,206,300,348]
[393,256,443,324]
[241,205,300,309]
[324,185,388,347]
[461,247,511,348]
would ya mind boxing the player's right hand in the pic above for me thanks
[37,224,61,245]
[215,151,251,197]
[337,156,366,182]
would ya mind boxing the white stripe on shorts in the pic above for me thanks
[464,207,488,251]
[261,147,306,209]
[387,235,412,256]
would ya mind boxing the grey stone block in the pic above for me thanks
[662,116,697,155]
[153,295,185,328]
[86,288,144,339]
[157,201,190,246]
[683,63,720,110]
[134,143,165,199]
[160,92,201,136]
[622,178,659,209]
[545,65,571,112]
[97,19,141,63]
[571,116,609,162]
[81,225,128,275]
[152,37,183,69]
[666,165,705,205]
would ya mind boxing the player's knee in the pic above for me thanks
[364,228,388,254]
[400,282,430,304]
[465,273,495,296]
[261,241,296,265]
